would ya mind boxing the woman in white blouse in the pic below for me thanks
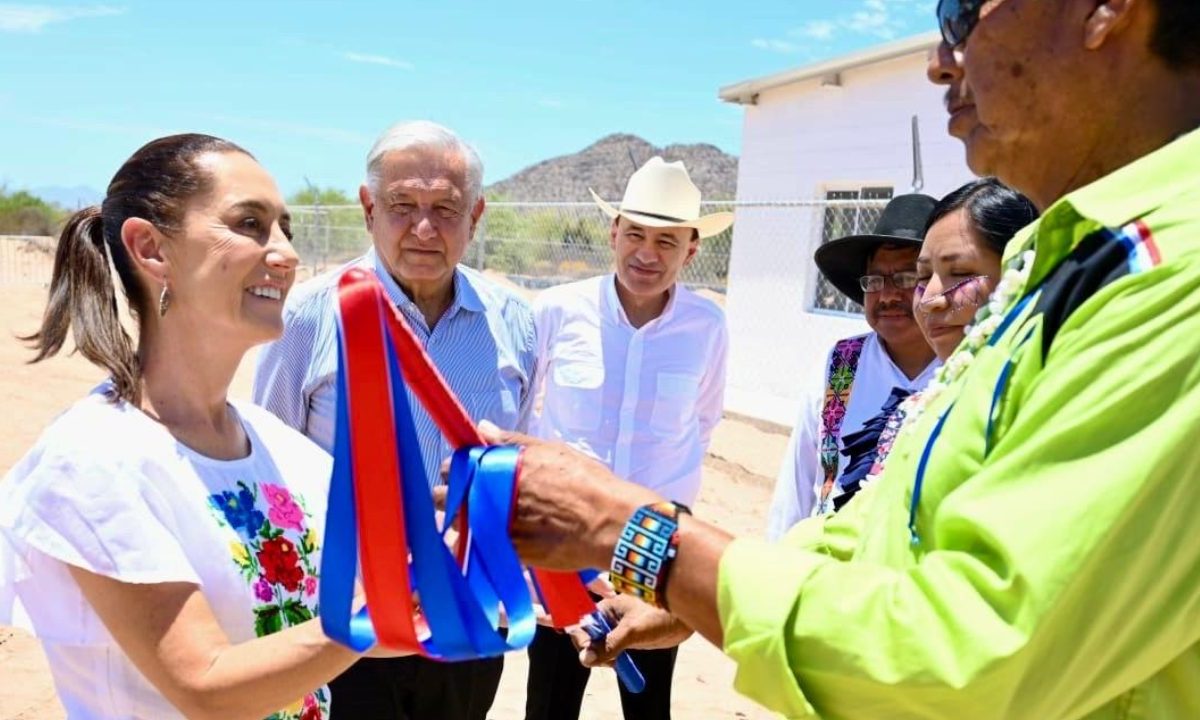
[0,134,406,720]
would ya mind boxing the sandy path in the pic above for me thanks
[0,281,788,720]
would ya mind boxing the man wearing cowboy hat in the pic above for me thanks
[767,194,940,534]
[523,156,732,720]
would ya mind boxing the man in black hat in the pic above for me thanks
[766,194,940,534]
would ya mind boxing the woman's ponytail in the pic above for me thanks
[23,206,141,402]
[22,133,252,404]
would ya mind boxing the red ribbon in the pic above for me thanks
[338,268,593,641]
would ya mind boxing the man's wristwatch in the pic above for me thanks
[608,501,691,609]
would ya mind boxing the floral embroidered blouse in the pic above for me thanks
[0,384,333,720]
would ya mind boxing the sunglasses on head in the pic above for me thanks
[936,0,986,47]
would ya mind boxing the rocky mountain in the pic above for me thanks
[485,133,738,202]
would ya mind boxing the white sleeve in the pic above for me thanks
[0,429,201,644]
[765,376,824,540]
[697,318,728,451]
[1,444,200,587]
[513,300,539,435]
[526,296,555,439]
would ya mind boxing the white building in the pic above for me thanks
[718,31,974,426]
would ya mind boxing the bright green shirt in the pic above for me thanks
[718,128,1200,720]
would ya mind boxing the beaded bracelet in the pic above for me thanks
[609,501,690,609]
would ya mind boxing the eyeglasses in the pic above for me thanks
[914,275,991,314]
[859,271,920,293]
[936,0,986,47]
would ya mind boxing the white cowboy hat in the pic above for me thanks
[589,156,734,239]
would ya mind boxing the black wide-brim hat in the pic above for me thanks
[813,193,938,305]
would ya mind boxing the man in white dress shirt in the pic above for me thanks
[524,157,732,720]
[766,194,940,538]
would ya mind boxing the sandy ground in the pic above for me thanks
[0,268,788,720]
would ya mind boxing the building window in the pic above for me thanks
[811,186,894,314]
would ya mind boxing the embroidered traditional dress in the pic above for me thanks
[767,334,938,538]
[831,386,913,511]
[0,383,332,720]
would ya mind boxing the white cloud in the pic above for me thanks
[0,4,124,32]
[341,52,414,70]
[751,37,801,54]
[846,9,902,39]
[754,0,920,52]
[857,0,931,37]
[792,20,837,41]
[537,98,564,109]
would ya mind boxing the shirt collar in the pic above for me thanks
[450,268,487,314]
[867,332,941,387]
[1064,126,1200,228]
[367,248,486,322]
[1018,127,1200,287]
[602,273,679,329]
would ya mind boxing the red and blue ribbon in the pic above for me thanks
[319,268,598,660]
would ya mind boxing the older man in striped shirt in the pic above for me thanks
[253,120,535,720]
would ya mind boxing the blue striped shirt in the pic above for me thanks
[253,249,537,488]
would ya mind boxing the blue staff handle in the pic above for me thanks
[582,610,646,694]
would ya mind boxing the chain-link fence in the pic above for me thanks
[288,198,886,303]
[287,205,369,275]
[809,190,891,314]
[0,235,56,286]
[811,197,889,314]
[288,202,734,292]
[2,199,891,315]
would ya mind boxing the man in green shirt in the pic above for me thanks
[484,1,1200,717]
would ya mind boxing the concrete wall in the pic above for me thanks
[723,51,974,426]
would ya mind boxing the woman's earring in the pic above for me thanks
[158,284,171,317]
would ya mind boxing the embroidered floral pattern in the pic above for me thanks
[264,482,306,531]
[864,399,913,484]
[211,485,266,536]
[258,535,305,592]
[816,336,866,514]
[276,693,323,720]
[208,480,329,719]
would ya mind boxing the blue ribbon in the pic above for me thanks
[320,328,378,651]
[320,322,540,659]
[907,290,1039,545]
[984,325,1037,456]
[318,274,641,690]
[584,610,647,694]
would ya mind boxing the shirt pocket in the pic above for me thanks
[550,359,606,433]
[650,371,700,436]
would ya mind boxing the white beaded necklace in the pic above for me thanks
[898,248,1037,427]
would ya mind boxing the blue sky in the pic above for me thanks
[0,0,939,202]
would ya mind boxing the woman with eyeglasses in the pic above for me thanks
[830,178,1038,510]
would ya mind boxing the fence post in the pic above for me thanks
[474,214,488,271]
[320,208,330,271]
